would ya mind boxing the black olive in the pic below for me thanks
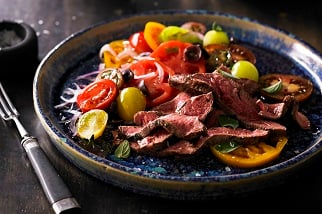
[121,68,134,82]
[137,80,149,96]
[184,44,202,62]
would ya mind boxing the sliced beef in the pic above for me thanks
[156,127,268,157]
[256,100,287,120]
[151,92,213,122]
[291,100,311,130]
[169,71,260,117]
[157,139,206,157]
[169,72,214,95]
[119,113,206,140]
[152,92,191,114]
[153,113,206,139]
[203,127,269,146]
[169,71,287,135]
[176,92,213,121]
[118,125,151,140]
[118,67,311,158]
[133,110,160,126]
[241,119,286,137]
[256,95,293,120]
[130,129,172,153]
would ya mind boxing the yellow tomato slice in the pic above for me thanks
[143,21,166,50]
[210,136,288,168]
[76,109,108,140]
[102,40,134,68]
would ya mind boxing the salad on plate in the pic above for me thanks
[54,20,313,169]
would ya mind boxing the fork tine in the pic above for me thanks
[0,82,19,120]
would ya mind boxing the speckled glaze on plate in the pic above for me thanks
[33,10,322,200]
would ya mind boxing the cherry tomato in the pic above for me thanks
[117,87,146,121]
[128,59,177,107]
[76,79,118,112]
[231,60,259,82]
[203,29,229,47]
[100,40,135,68]
[259,73,314,102]
[150,40,206,75]
[204,43,256,71]
[143,21,166,51]
[159,26,202,44]
[210,136,288,168]
[229,44,256,64]
[129,31,152,53]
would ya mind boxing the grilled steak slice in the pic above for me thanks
[157,127,269,157]
[118,125,151,140]
[157,139,206,157]
[119,113,206,140]
[169,72,214,95]
[133,110,160,126]
[241,119,286,136]
[176,92,213,121]
[204,127,269,145]
[169,71,260,116]
[256,99,287,120]
[291,100,311,130]
[152,92,213,122]
[256,95,293,120]
[153,113,207,139]
[152,92,191,114]
[169,71,287,135]
[130,129,172,153]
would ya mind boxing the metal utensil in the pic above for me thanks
[0,82,81,214]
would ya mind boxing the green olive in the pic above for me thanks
[231,60,259,82]
[117,87,146,121]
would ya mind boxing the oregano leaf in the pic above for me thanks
[218,115,239,129]
[214,141,240,153]
[114,140,131,159]
[262,79,282,93]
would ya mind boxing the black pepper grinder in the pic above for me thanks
[0,20,39,79]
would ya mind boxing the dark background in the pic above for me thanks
[1,0,322,213]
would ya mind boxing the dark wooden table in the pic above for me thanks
[1,0,322,213]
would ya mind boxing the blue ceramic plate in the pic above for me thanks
[33,10,322,200]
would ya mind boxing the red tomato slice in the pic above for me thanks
[76,79,118,112]
[259,73,313,102]
[129,31,152,53]
[128,59,177,107]
[150,40,206,75]
[204,44,256,64]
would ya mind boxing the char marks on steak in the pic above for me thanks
[117,67,310,157]
[169,69,287,135]
[256,95,293,120]
[130,129,173,153]
[291,100,311,130]
[204,127,269,146]
[119,113,206,140]
[157,127,268,157]
[133,110,160,126]
[151,92,191,115]
[157,139,205,157]
[152,92,213,121]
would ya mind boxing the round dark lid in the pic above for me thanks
[0,20,39,79]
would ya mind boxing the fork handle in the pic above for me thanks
[22,136,81,214]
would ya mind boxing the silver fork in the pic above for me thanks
[0,82,81,214]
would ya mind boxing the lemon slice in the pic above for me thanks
[76,109,108,140]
